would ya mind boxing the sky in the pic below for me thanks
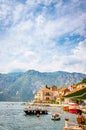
[0,0,86,74]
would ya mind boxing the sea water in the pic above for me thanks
[0,102,76,130]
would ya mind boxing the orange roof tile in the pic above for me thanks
[57,87,67,92]
[38,87,52,92]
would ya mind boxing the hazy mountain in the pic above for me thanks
[0,70,86,102]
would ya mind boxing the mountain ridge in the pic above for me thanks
[0,70,86,101]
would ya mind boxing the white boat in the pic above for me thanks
[51,113,60,120]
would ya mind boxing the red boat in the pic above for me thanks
[69,103,79,114]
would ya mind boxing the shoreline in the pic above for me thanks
[25,102,62,107]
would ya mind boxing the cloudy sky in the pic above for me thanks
[0,0,86,74]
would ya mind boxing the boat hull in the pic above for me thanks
[51,117,60,120]
[69,109,79,114]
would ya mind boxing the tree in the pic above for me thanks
[82,78,86,83]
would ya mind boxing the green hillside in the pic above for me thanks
[64,87,86,99]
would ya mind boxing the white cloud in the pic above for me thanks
[0,0,86,73]
[50,40,86,73]
[73,39,86,60]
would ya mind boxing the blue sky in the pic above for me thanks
[0,0,86,74]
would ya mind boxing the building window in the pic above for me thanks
[45,92,51,96]
[46,97,50,100]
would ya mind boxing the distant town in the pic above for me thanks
[31,78,86,105]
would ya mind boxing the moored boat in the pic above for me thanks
[24,107,48,115]
[51,113,61,120]
[69,103,79,114]
[63,105,69,111]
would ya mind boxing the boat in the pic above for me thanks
[51,113,61,120]
[69,103,79,114]
[63,104,69,111]
[23,107,48,115]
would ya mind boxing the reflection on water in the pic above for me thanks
[0,102,76,130]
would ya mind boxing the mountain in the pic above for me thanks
[0,70,86,102]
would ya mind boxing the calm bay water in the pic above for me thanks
[0,102,76,130]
